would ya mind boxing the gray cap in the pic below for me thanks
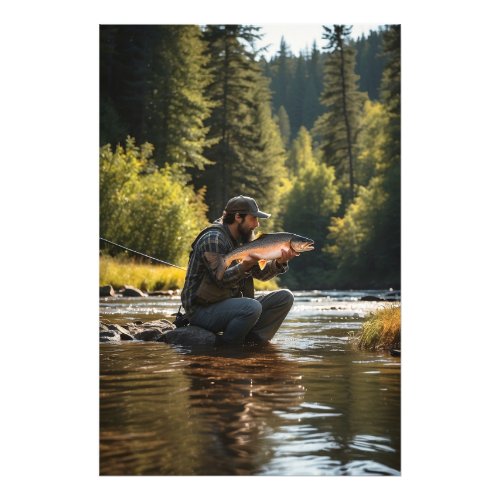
[224,195,271,218]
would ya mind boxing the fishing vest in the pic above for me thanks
[190,223,254,306]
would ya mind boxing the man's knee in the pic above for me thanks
[241,298,263,319]
[276,289,294,307]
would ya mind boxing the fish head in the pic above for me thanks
[289,234,315,253]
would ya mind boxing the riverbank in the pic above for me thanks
[99,255,279,293]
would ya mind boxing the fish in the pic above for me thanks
[204,232,314,280]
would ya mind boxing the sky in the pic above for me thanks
[256,24,384,59]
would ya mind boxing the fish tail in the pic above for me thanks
[204,252,226,281]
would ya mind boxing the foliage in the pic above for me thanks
[356,100,390,186]
[100,139,209,267]
[355,305,400,350]
[281,128,341,288]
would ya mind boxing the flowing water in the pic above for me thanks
[100,290,400,476]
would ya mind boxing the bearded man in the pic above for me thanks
[180,195,298,345]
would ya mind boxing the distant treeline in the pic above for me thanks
[262,28,386,140]
[100,25,400,289]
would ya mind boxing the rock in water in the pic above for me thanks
[100,285,115,297]
[158,326,217,345]
[135,328,164,341]
[121,286,147,297]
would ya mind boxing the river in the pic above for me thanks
[99,290,400,475]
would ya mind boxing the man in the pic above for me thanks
[181,195,298,345]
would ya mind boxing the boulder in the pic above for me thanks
[107,324,130,336]
[157,325,218,345]
[120,286,147,297]
[100,285,115,297]
[134,328,164,341]
[100,331,121,342]
[120,332,135,341]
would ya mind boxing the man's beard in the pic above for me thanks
[237,222,254,243]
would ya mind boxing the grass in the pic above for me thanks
[355,305,401,351]
[99,255,279,292]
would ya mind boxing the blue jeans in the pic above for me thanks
[189,289,294,344]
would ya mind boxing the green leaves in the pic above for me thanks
[100,140,208,266]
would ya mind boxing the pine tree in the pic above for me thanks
[325,25,401,288]
[273,37,291,112]
[353,28,386,100]
[314,25,367,209]
[145,25,213,169]
[99,26,213,171]
[196,25,286,223]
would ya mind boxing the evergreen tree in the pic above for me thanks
[197,25,286,224]
[314,25,367,209]
[100,25,155,146]
[99,25,213,170]
[272,37,291,112]
[353,29,386,100]
[325,25,401,288]
[145,25,213,169]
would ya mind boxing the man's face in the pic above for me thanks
[237,214,259,243]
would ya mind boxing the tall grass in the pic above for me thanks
[355,305,401,351]
[99,255,279,292]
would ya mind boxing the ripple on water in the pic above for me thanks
[99,291,400,476]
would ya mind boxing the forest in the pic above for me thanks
[100,24,400,289]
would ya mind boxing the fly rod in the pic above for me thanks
[99,237,187,271]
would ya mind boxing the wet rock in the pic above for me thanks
[100,285,115,297]
[360,295,384,301]
[157,325,217,345]
[134,328,164,341]
[100,318,176,343]
[100,331,121,342]
[148,290,174,297]
[107,324,130,336]
[120,286,147,297]
[99,322,110,333]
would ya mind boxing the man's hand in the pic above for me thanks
[276,247,300,265]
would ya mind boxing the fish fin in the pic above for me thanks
[204,252,226,281]
[258,259,267,270]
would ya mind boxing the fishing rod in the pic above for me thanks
[99,237,187,271]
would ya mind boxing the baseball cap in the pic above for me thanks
[224,195,271,219]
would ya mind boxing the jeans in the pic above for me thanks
[189,289,294,345]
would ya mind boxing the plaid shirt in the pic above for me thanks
[181,224,288,316]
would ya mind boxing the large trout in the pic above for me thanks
[204,232,314,280]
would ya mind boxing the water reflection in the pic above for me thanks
[100,291,400,475]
